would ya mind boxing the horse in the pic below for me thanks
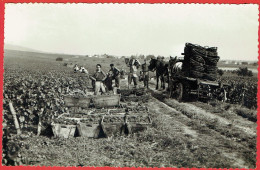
[167,56,183,98]
[168,56,183,77]
[148,58,169,90]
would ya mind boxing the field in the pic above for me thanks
[2,50,257,168]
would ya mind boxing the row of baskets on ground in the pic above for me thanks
[64,92,151,109]
[65,106,149,116]
[54,88,152,138]
[51,113,152,138]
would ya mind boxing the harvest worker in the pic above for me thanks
[127,56,141,89]
[109,64,120,88]
[90,64,107,95]
[140,59,149,89]
[74,64,79,73]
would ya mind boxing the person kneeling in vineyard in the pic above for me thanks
[90,64,107,95]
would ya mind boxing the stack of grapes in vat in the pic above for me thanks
[182,43,220,81]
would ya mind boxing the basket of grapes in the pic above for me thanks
[101,115,126,137]
[125,114,152,134]
[117,89,134,96]
[108,108,126,115]
[133,88,147,96]
[92,94,121,108]
[90,108,109,115]
[64,94,91,108]
[126,105,149,113]
[76,115,103,138]
[121,93,151,103]
[51,118,78,138]
[67,107,95,114]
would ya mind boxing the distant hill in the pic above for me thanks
[4,44,42,53]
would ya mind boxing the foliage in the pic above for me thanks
[146,55,155,60]
[56,57,63,61]
[217,69,224,76]
[236,67,253,77]
[218,76,257,109]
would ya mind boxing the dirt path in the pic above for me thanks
[145,97,254,168]
[119,77,256,168]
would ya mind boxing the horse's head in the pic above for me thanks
[169,56,178,67]
[169,56,183,75]
[148,58,157,71]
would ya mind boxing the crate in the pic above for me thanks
[51,123,76,138]
[108,108,126,115]
[125,105,149,113]
[77,123,100,138]
[121,94,151,103]
[134,88,147,96]
[101,115,126,137]
[92,94,120,108]
[118,89,133,96]
[64,95,91,108]
[126,115,152,134]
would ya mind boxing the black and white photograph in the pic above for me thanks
[2,3,258,168]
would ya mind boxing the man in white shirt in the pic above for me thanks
[128,57,141,89]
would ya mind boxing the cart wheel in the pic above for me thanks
[175,82,183,101]
[167,81,173,98]
[168,89,173,98]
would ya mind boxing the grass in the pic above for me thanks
[234,107,257,122]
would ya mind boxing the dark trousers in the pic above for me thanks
[143,75,149,88]
[114,76,120,88]
[128,74,138,86]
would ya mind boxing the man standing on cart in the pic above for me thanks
[90,64,107,95]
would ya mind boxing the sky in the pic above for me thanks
[4,3,259,61]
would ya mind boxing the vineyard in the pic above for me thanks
[2,50,257,168]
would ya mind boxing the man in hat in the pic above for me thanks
[109,64,120,88]
[140,59,150,89]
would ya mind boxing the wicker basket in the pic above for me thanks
[190,58,204,66]
[118,89,133,96]
[126,115,152,134]
[191,64,205,72]
[101,115,126,137]
[190,70,204,78]
[204,56,220,65]
[76,123,100,138]
[92,94,121,108]
[64,95,91,108]
[52,123,76,138]
[204,65,218,74]
[192,55,205,63]
[121,94,151,103]
[203,73,217,81]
